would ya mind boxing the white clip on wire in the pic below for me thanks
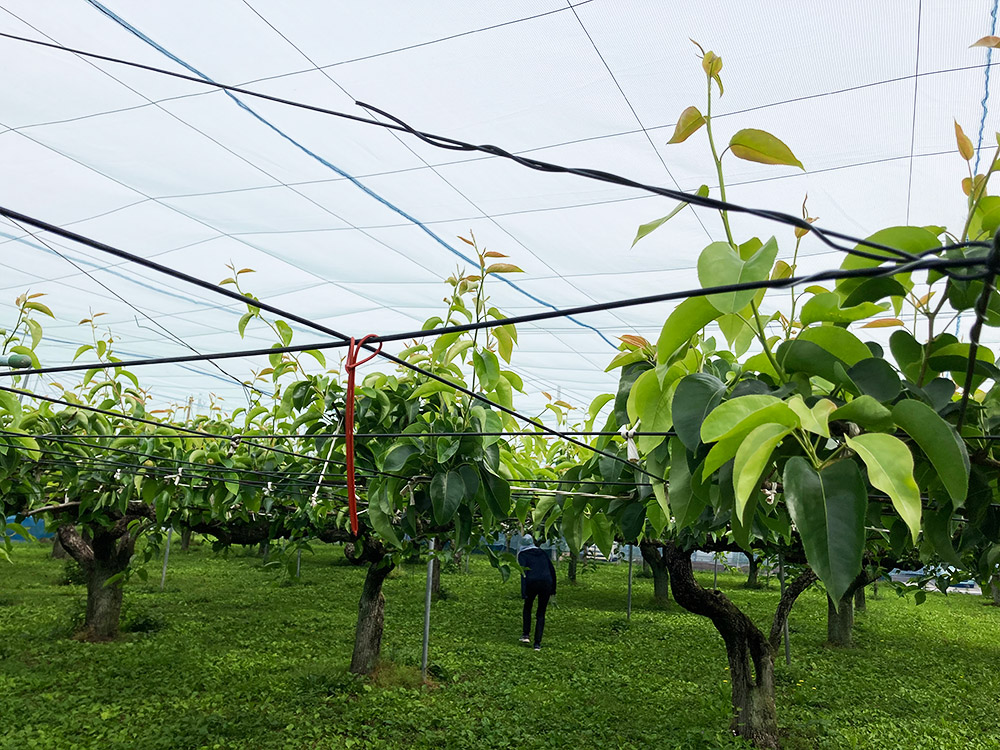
[264,481,272,497]
[619,425,639,463]
[173,467,183,486]
[227,433,242,457]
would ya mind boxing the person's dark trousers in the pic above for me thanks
[522,579,551,646]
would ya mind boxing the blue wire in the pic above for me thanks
[84,0,617,348]
[974,0,1000,174]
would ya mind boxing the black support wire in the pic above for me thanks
[0,209,989,381]
[0,30,959,264]
[1,206,994,485]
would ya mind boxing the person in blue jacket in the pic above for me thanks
[517,534,556,650]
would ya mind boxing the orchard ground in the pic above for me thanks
[0,542,997,750]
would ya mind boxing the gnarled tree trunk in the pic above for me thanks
[664,542,817,749]
[347,539,394,676]
[989,575,1000,606]
[639,541,670,606]
[56,503,151,641]
[180,527,192,552]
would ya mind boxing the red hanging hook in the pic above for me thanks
[344,334,382,536]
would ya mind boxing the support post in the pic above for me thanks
[160,527,172,591]
[713,553,719,590]
[421,538,435,680]
[627,544,634,620]
[296,548,302,578]
[778,553,790,665]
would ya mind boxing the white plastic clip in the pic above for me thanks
[114,469,122,480]
[619,425,639,463]
[173,467,183,486]
[227,434,242,457]
[264,481,272,496]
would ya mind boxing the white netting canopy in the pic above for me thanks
[1,0,998,416]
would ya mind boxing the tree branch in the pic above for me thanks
[768,568,818,650]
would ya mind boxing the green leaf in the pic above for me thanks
[892,400,969,508]
[800,293,888,326]
[729,129,803,169]
[672,373,726,452]
[733,423,791,524]
[783,457,866,605]
[628,368,678,453]
[655,297,723,364]
[23,300,55,318]
[787,395,836,438]
[669,438,709,528]
[698,237,780,314]
[797,326,873,366]
[72,344,94,361]
[275,320,293,346]
[700,395,796,443]
[847,358,902,402]
[631,185,710,247]
[436,436,461,464]
[831,396,894,432]
[0,391,23,427]
[846,434,921,542]
[238,312,253,338]
[925,501,962,568]
[666,105,706,144]
[368,486,402,548]
[382,444,419,474]
[472,349,501,391]
[412,379,459,399]
[430,470,466,524]
[590,513,614,559]
[482,471,511,517]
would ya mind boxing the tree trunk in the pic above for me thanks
[85,561,125,639]
[827,594,854,646]
[663,542,779,748]
[180,527,192,552]
[568,554,578,584]
[349,556,395,675]
[51,535,68,559]
[854,585,866,612]
[989,575,1000,606]
[57,512,146,641]
[640,541,670,606]
[744,554,760,588]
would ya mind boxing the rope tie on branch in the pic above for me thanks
[619,425,639,463]
[345,335,382,534]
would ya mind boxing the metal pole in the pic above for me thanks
[421,538,435,680]
[713,554,718,589]
[627,544,634,620]
[778,552,790,665]
[296,548,302,578]
[160,527,172,591]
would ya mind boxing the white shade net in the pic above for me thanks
[1,0,998,419]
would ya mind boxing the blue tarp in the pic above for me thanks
[4,516,54,541]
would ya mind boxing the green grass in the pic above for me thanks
[1,543,998,750]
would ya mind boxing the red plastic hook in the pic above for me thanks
[344,334,382,536]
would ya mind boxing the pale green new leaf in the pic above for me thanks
[846,434,921,542]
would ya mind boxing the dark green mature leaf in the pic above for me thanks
[889,329,924,382]
[482,471,511,517]
[841,277,908,308]
[776,339,853,390]
[561,499,585,553]
[892,400,969,507]
[848,358,902,402]
[656,297,722,364]
[382,444,420,474]
[620,502,646,542]
[698,238,779,314]
[669,438,710,528]
[784,457,866,605]
[925,501,962,568]
[672,373,727,451]
[831,395,894,432]
[368,485,402,548]
[591,512,614,559]
[430,470,465,524]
